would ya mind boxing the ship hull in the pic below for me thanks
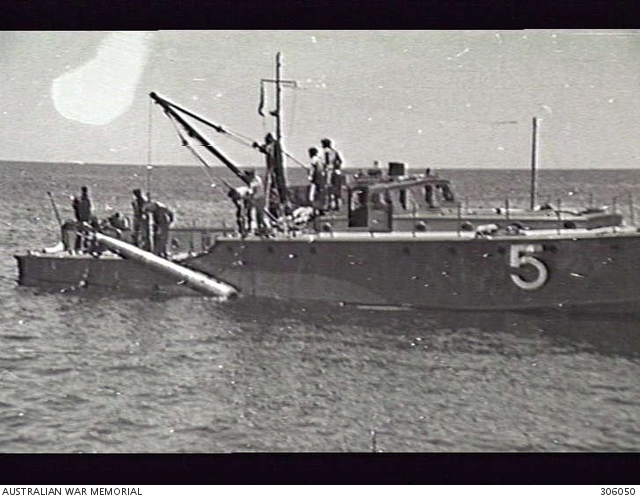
[15,253,200,296]
[15,229,640,311]
[185,229,640,311]
[182,233,640,310]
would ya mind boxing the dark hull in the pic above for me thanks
[15,253,200,296]
[16,228,640,311]
[183,230,640,311]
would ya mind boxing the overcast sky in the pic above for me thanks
[1,30,640,169]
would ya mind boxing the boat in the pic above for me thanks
[14,53,640,312]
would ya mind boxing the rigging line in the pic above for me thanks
[165,111,216,181]
[165,111,241,197]
[288,82,298,139]
[169,117,227,193]
[222,126,257,145]
[147,97,153,166]
[283,150,309,171]
[167,104,254,148]
[209,125,255,148]
[158,94,266,148]
[189,128,253,149]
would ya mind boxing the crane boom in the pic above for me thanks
[149,92,249,185]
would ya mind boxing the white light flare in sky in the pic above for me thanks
[51,32,153,126]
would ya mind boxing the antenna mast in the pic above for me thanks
[258,54,298,212]
[261,53,297,150]
[530,116,539,210]
[275,52,282,143]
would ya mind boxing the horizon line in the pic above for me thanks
[1,159,639,171]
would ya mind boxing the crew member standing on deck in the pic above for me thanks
[253,133,289,216]
[143,200,174,257]
[227,185,251,237]
[131,189,150,250]
[322,138,344,211]
[307,147,326,214]
[243,169,267,234]
[72,186,92,252]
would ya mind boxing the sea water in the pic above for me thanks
[1,161,639,452]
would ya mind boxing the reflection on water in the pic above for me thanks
[221,296,640,359]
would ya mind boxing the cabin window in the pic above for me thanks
[348,189,368,228]
[424,185,435,208]
[369,191,393,231]
[440,184,455,202]
[399,189,408,210]
[371,192,388,210]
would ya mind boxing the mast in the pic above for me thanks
[259,53,297,211]
[530,116,539,210]
[260,53,297,150]
[275,52,282,143]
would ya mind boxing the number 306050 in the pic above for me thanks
[601,488,635,495]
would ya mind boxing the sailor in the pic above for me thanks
[227,185,252,237]
[85,215,108,257]
[72,186,92,252]
[107,212,129,231]
[253,133,289,214]
[321,138,344,211]
[307,147,327,214]
[72,186,92,223]
[243,169,267,234]
[131,189,150,249]
[105,211,131,242]
[143,200,175,258]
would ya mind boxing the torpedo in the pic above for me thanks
[91,232,238,299]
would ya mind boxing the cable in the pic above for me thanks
[146,98,153,167]
[164,111,219,189]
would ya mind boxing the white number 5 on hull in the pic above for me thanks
[509,244,549,290]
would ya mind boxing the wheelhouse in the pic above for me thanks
[346,176,459,231]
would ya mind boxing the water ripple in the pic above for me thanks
[2,164,640,451]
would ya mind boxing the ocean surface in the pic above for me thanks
[1,161,640,452]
